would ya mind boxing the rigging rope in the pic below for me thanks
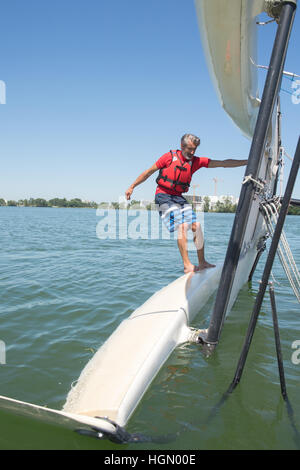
[261,199,300,302]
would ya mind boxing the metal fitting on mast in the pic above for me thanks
[265,0,297,21]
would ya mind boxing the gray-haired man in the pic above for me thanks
[126,134,247,273]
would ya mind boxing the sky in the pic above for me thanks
[0,0,299,203]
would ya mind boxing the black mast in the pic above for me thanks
[229,135,300,389]
[202,0,297,348]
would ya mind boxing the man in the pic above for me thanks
[125,134,247,273]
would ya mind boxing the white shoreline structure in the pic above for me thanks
[186,195,239,210]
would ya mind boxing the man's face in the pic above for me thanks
[181,140,198,160]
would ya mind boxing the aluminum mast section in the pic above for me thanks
[201,0,297,349]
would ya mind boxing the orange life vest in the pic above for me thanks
[156,150,193,194]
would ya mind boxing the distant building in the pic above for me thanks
[140,199,154,208]
[209,195,238,208]
[185,195,203,210]
[186,195,238,211]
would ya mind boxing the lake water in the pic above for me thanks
[0,206,299,450]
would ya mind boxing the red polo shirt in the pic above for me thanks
[155,150,210,196]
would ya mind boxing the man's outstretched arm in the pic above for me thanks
[208,159,248,168]
[125,163,158,200]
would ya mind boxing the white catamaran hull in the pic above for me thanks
[63,265,222,427]
[0,266,221,439]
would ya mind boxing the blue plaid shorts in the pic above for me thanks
[155,193,196,232]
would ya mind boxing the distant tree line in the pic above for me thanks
[1,197,299,214]
[201,196,300,215]
[0,197,98,208]
[202,196,237,213]
[287,205,300,215]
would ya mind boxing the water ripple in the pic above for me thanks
[0,207,299,449]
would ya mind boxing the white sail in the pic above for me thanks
[195,0,265,138]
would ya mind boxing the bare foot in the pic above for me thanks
[184,264,200,273]
[197,261,216,270]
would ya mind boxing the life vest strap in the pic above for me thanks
[159,175,190,188]
[156,150,192,192]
